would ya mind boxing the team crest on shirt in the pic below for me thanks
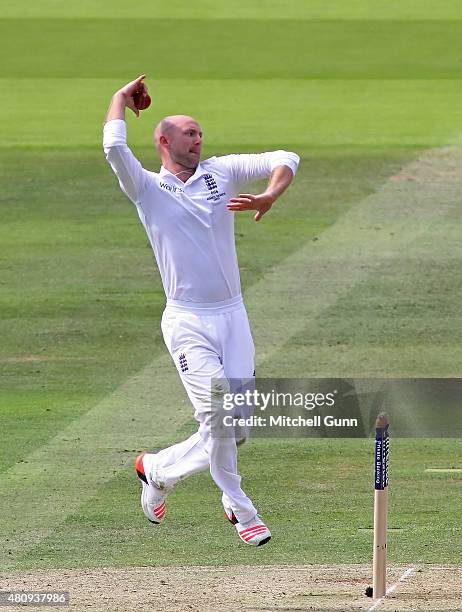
[179,353,188,372]
[203,174,226,202]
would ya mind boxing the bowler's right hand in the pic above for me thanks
[118,74,148,118]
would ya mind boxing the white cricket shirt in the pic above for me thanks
[103,119,299,307]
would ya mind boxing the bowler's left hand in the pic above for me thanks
[227,192,275,222]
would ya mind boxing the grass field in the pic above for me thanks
[1,1,461,610]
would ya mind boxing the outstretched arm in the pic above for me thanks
[227,164,295,222]
[103,75,151,203]
[105,74,148,122]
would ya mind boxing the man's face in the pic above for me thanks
[167,119,203,169]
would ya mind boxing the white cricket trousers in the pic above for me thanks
[145,295,258,524]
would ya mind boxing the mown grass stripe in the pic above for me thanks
[2,0,462,20]
[2,19,462,79]
[0,354,191,567]
[246,146,462,370]
[1,143,459,568]
[1,78,461,148]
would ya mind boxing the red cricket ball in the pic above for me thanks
[133,90,151,111]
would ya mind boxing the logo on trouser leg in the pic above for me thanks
[179,353,188,372]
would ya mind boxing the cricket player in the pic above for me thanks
[103,75,299,546]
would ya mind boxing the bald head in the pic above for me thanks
[154,115,200,147]
[154,115,203,172]
[154,117,176,148]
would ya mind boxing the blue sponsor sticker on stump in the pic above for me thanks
[375,421,389,490]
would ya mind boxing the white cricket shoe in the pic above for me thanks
[225,508,271,546]
[135,452,167,524]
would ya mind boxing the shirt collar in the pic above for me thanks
[159,162,208,184]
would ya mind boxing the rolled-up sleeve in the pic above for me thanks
[218,150,300,187]
[103,119,149,204]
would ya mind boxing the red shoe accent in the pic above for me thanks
[239,525,268,537]
[224,510,239,525]
[241,529,268,542]
[232,513,272,546]
[135,453,148,484]
[154,502,166,520]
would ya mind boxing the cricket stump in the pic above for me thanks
[366,413,390,599]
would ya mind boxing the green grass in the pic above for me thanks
[2,0,462,20]
[2,79,461,148]
[3,20,462,79]
[0,148,417,429]
[1,0,461,574]
[279,254,462,377]
[10,439,462,569]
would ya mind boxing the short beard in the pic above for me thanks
[171,151,200,170]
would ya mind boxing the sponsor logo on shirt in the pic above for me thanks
[203,174,226,202]
[159,181,183,194]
